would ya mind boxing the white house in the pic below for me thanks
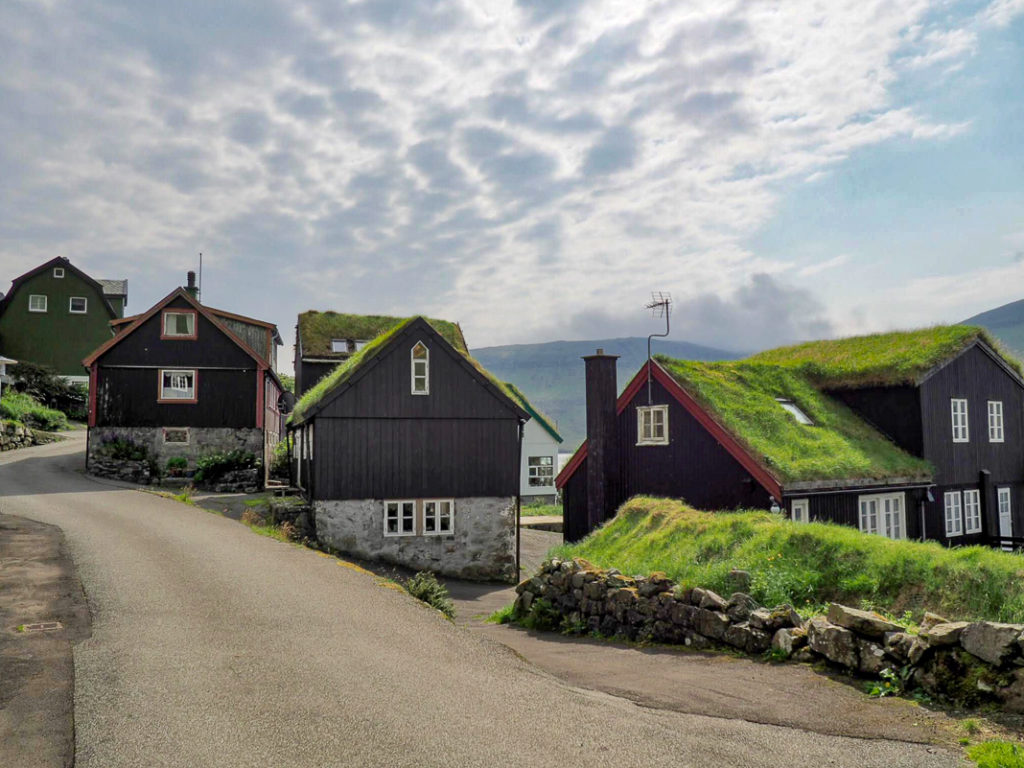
[505,383,563,504]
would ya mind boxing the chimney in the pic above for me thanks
[583,349,619,536]
[185,271,199,301]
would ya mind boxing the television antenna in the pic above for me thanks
[646,291,671,405]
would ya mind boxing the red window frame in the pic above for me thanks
[160,309,199,340]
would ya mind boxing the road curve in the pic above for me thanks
[0,434,957,767]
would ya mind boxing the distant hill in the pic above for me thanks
[963,299,1024,359]
[472,337,744,451]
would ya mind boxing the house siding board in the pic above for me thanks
[919,344,1024,487]
[218,317,270,364]
[297,360,336,397]
[828,385,923,456]
[787,490,925,541]
[94,367,256,428]
[100,296,255,370]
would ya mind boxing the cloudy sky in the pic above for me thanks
[2,0,1022,369]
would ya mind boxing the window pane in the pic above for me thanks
[412,343,428,359]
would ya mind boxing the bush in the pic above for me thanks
[97,435,149,461]
[193,449,261,484]
[405,571,455,619]
[8,362,86,421]
[269,437,291,480]
[0,392,68,431]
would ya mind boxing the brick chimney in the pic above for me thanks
[185,271,200,301]
[583,349,619,535]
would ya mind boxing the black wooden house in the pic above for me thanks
[558,327,1024,549]
[288,316,528,581]
[84,277,284,482]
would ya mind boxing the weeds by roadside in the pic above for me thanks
[967,741,1024,767]
[405,572,455,620]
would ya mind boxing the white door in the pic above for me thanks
[998,487,1013,551]
[881,494,905,540]
[791,499,809,523]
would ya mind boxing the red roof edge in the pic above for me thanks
[555,360,784,501]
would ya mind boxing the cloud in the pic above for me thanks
[796,254,851,278]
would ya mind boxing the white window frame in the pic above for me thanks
[528,455,555,487]
[53,267,65,278]
[988,400,1004,443]
[422,499,455,536]
[384,500,416,537]
[330,338,348,353]
[951,398,969,443]
[69,296,88,314]
[162,309,197,339]
[963,488,982,534]
[791,499,810,524]
[162,427,190,445]
[411,341,429,395]
[28,294,47,313]
[776,398,814,425]
[944,491,963,537]
[858,492,906,540]
[636,405,669,446]
[158,368,197,402]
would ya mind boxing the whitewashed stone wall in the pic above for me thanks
[314,497,517,582]
[87,427,264,470]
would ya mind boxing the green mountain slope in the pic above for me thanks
[963,299,1024,359]
[471,337,743,450]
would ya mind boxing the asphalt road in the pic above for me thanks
[0,434,959,767]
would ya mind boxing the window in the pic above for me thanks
[411,342,429,395]
[944,491,963,537]
[776,398,814,425]
[162,310,197,339]
[158,369,196,402]
[162,427,190,444]
[354,340,369,352]
[69,296,87,313]
[637,405,669,445]
[858,493,905,539]
[791,499,810,524]
[28,294,47,312]
[988,401,1004,443]
[53,267,65,278]
[528,456,555,487]
[331,339,348,353]
[998,487,1013,550]
[964,489,982,534]
[423,500,454,535]
[951,398,969,443]
[384,500,416,537]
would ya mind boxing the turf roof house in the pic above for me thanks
[558,327,1024,549]
[288,316,530,581]
[84,274,285,480]
[0,256,128,384]
[506,383,563,503]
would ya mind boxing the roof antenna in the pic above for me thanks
[645,291,671,405]
[198,252,203,303]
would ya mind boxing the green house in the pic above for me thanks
[0,257,128,383]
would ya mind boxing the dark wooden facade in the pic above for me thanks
[295,359,335,398]
[290,317,526,502]
[560,340,1024,549]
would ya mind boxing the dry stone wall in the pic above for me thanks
[514,558,1024,712]
[1,422,59,451]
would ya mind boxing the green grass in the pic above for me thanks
[504,382,562,441]
[487,604,515,624]
[404,571,455,620]
[522,502,560,517]
[552,497,1024,622]
[297,310,468,358]
[0,391,68,431]
[656,357,932,483]
[747,325,1022,388]
[968,741,1024,767]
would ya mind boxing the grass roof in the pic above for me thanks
[747,325,1022,389]
[297,311,468,358]
[505,382,562,443]
[289,317,532,425]
[655,356,932,485]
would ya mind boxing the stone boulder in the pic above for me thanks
[693,608,730,641]
[725,592,760,622]
[919,612,950,634]
[724,623,772,655]
[922,622,970,649]
[807,617,859,669]
[858,639,890,676]
[883,631,915,663]
[826,603,901,639]
[771,627,807,657]
[960,622,1022,667]
[693,588,728,612]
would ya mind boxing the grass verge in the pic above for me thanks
[552,496,1024,622]
[522,502,560,517]
[967,741,1024,767]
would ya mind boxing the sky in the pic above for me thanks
[1,0,1022,373]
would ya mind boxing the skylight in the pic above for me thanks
[776,398,814,425]
[331,339,348,353]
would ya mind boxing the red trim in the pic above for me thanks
[88,366,97,427]
[159,308,198,340]
[157,368,199,404]
[256,371,265,429]
[555,361,783,501]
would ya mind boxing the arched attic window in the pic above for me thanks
[411,342,429,395]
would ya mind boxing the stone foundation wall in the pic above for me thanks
[0,422,59,451]
[515,558,1024,712]
[88,427,264,470]
[314,497,516,582]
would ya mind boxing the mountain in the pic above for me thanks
[472,337,744,451]
[963,299,1024,359]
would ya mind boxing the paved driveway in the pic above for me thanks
[0,434,960,767]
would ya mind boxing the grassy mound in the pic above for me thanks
[0,392,68,431]
[551,497,1024,623]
